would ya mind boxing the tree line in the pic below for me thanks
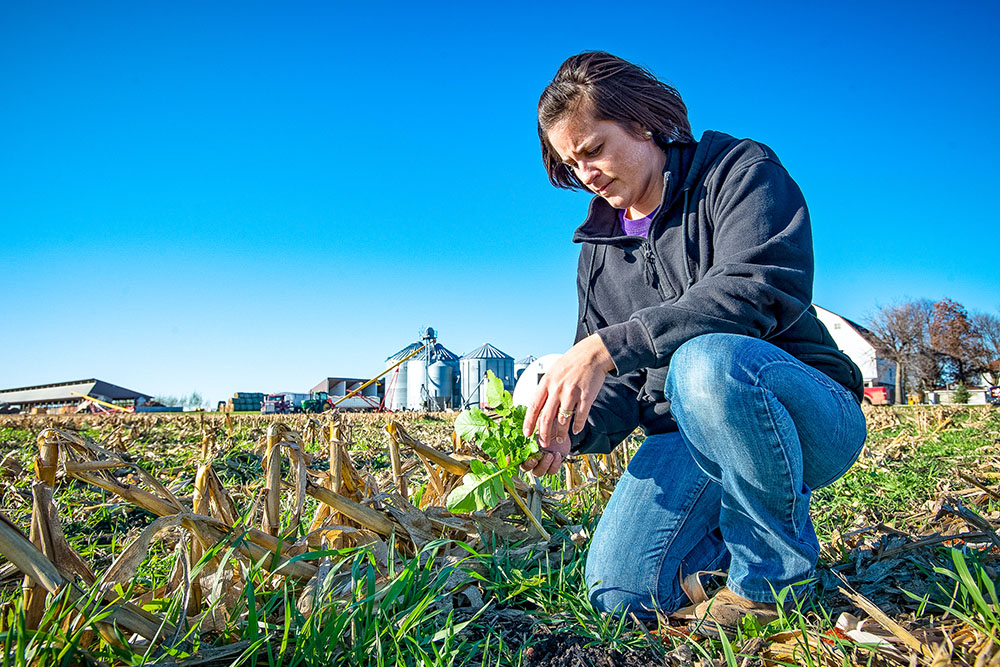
[152,391,207,409]
[867,298,1000,402]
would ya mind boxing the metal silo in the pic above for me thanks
[405,342,459,410]
[460,343,514,408]
[428,361,453,410]
[514,355,537,382]
[385,342,421,411]
[406,358,426,410]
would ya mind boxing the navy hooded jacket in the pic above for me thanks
[571,130,863,454]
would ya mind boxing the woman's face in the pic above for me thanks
[546,109,666,216]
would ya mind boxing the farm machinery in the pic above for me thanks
[261,394,297,414]
[300,392,334,413]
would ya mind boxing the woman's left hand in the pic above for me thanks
[522,334,616,465]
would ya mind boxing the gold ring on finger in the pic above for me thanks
[557,408,575,420]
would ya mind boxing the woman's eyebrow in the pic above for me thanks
[558,133,601,166]
[572,136,599,155]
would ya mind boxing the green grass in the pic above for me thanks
[3,407,1000,666]
[0,426,33,448]
[812,407,998,540]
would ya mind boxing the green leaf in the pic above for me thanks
[469,458,486,476]
[455,406,491,442]
[447,475,485,513]
[484,371,509,411]
[510,404,527,427]
[446,462,507,512]
[479,432,503,461]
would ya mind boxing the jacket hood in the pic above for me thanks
[572,130,742,243]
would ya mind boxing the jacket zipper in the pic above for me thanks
[642,186,692,300]
[642,241,672,300]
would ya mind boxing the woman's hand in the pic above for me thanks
[520,436,571,477]
[521,334,615,475]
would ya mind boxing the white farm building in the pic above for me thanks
[814,305,898,402]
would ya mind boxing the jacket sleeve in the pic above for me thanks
[569,374,643,454]
[597,156,814,376]
[571,244,641,454]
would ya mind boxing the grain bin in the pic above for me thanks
[428,361,454,410]
[460,343,514,408]
[384,342,421,411]
[402,342,459,410]
[405,359,426,409]
[514,355,537,382]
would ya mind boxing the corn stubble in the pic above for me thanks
[4,407,999,666]
[0,412,624,664]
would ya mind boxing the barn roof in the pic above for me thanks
[0,379,151,406]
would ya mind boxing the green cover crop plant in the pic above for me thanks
[447,371,540,513]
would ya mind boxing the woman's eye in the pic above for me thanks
[586,145,602,157]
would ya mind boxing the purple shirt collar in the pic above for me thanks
[619,206,659,237]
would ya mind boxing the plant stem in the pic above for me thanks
[501,476,550,541]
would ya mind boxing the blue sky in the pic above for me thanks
[3,1,998,404]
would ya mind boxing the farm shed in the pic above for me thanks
[310,376,382,410]
[814,305,898,399]
[0,379,152,414]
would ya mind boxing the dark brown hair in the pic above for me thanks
[538,51,693,190]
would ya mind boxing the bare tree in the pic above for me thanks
[868,299,932,403]
[929,299,986,387]
[911,341,947,393]
[972,311,1000,385]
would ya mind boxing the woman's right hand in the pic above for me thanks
[521,334,615,474]
[520,438,571,477]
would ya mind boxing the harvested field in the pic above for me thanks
[0,406,998,666]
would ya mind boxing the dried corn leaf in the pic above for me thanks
[306,481,396,537]
[0,510,175,642]
[382,493,439,549]
[31,484,95,586]
[99,513,187,592]
[764,629,850,667]
[309,502,332,532]
[70,469,180,517]
[414,452,445,507]
[183,514,318,582]
[837,580,934,660]
[386,421,469,477]
[205,466,238,526]
[0,452,25,479]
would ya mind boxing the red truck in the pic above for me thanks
[863,386,891,405]
[261,394,295,414]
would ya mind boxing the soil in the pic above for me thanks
[522,633,662,667]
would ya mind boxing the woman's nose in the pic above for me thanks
[578,162,600,185]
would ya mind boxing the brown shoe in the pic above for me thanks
[690,586,782,637]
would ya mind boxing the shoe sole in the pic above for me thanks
[687,617,737,640]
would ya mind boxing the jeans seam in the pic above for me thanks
[653,476,711,602]
[755,358,865,489]
[751,361,803,535]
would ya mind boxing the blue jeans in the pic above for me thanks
[584,333,866,618]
